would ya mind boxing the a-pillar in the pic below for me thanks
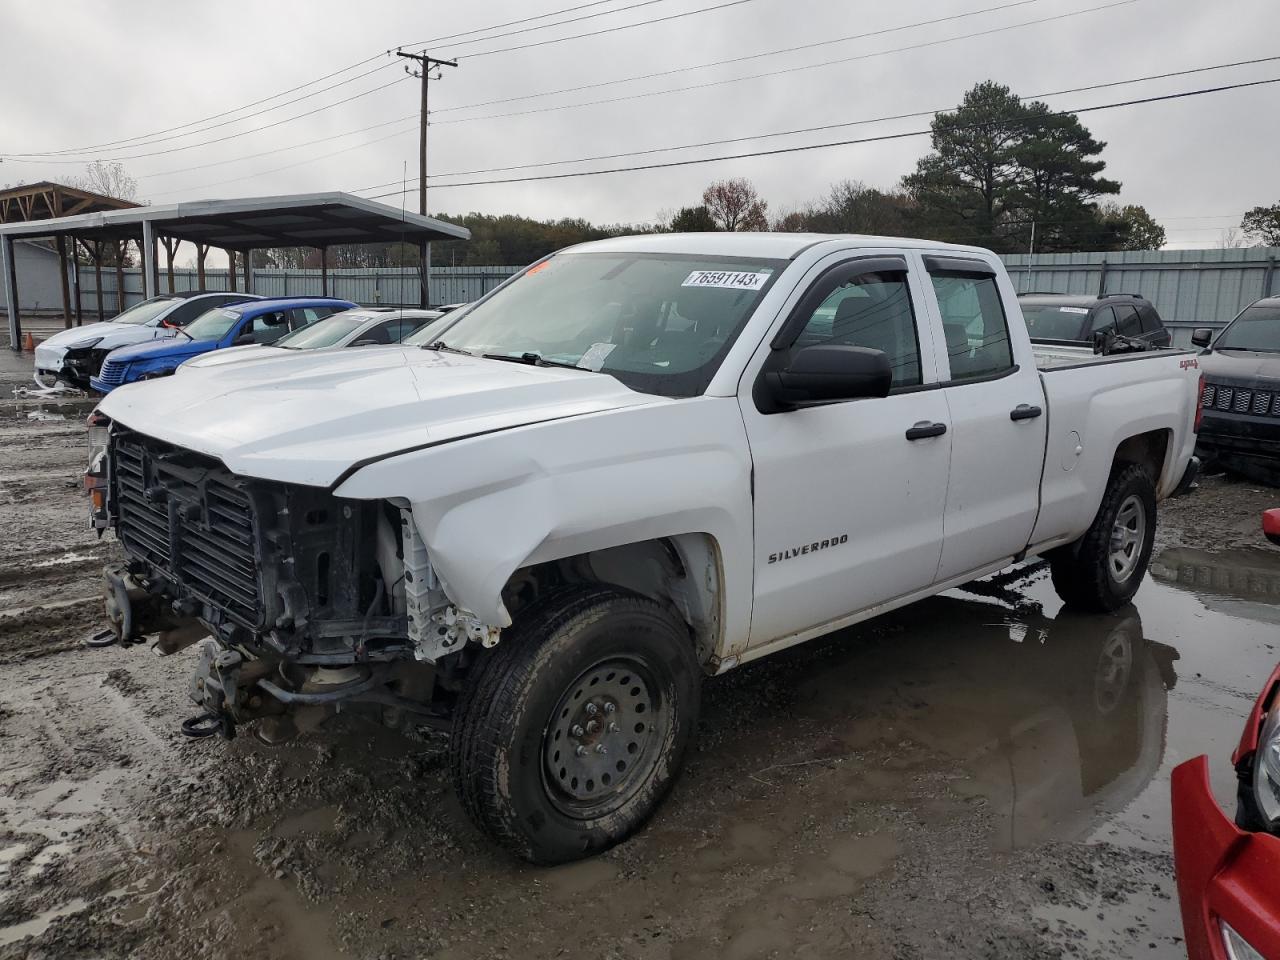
[2,234,20,351]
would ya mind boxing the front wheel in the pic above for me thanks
[449,585,701,863]
[1049,462,1157,612]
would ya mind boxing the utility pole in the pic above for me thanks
[397,48,456,307]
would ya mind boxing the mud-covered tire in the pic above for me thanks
[449,585,701,864]
[1049,462,1157,612]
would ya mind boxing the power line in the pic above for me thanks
[434,0,1041,115]
[438,0,767,60]
[422,0,674,54]
[5,62,403,162]
[431,0,1138,126]
[4,77,409,165]
[3,0,666,159]
[106,0,1055,189]
[146,123,419,198]
[413,54,1280,180]
[365,76,1280,194]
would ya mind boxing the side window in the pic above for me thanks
[792,270,921,388]
[289,307,329,329]
[929,272,1014,381]
[1113,304,1142,336]
[246,310,290,343]
[1088,306,1117,335]
[1137,305,1160,334]
[164,299,212,327]
[361,320,396,344]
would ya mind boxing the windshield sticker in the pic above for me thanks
[1058,306,1090,314]
[577,342,616,371]
[682,270,771,291]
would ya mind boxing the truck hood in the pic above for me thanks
[1201,349,1280,382]
[109,336,212,364]
[97,346,663,487]
[42,320,150,351]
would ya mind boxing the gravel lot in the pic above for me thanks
[2,347,1278,960]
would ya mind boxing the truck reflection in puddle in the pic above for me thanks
[1151,545,1280,623]
[763,592,1177,852]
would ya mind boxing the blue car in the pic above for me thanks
[91,297,357,393]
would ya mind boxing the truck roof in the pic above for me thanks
[561,232,994,260]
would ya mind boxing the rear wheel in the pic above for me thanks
[1049,462,1157,612]
[449,585,700,863]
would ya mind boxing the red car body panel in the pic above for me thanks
[1172,757,1280,959]
[1234,663,1280,768]
[1174,660,1280,960]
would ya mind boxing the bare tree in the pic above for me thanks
[69,161,138,202]
[1219,227,1247,249]
[702,178,769,231]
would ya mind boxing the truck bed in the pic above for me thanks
[1032,342,1195,371]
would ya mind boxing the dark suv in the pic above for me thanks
[1018,293,1171,348]
[1194,296,1280,484]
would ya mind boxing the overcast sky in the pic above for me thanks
[2,0,1276,255]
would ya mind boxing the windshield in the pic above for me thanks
[1214,304,1280,351]
[401,315,454,346]
[431,252,785,397]
[1021,303,1089,341]
[183,307,243,341]
[274,311,372,349]
[112,296,182,326]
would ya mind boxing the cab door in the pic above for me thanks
[741,252,951,648]
[922,256,1048,581]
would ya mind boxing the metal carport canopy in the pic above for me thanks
[0,192,471,348]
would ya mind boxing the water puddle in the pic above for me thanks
[0,898,89,948]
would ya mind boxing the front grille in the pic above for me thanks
[1203,379,1280,421]
[113,433,260,627]
[97,357,129,386]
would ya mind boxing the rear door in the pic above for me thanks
[922,255,1048,581]
[741,250,952,647]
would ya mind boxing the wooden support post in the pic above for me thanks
[161,236,179,293]
[55,234,73,329]
[226,250,237,292]
[196,244,208,290]
[320,247,328,296]
[242,250,251,292]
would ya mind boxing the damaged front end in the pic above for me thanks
[88,424,497,739]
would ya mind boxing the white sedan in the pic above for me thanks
[179,307,451,372]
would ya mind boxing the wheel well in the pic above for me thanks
[1113,429,1170,484]
[501,535,724,667]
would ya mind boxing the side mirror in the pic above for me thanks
[757,343,892,413]
[1191,328,1213,348]
[233,335,255,346]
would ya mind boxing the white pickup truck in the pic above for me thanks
[87,233,1203,863]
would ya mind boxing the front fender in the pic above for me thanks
[333,397,756,654]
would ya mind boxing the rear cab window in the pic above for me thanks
[926,259,1014,381]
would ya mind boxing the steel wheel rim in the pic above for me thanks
[543,656,666,819]
[1093,628,1134,713]
[1108,494,1146,584]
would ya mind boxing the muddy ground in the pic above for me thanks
[2,347,1278,959]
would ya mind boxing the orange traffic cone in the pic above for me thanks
[23,331,35,352]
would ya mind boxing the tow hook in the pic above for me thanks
[180,712,232,740]
[88,565,208,651]
[87,568,148,648]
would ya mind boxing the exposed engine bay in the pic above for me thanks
[91,425,500,739]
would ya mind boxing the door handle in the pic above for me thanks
[1010,404,1043,422]
[905,421,947,440]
